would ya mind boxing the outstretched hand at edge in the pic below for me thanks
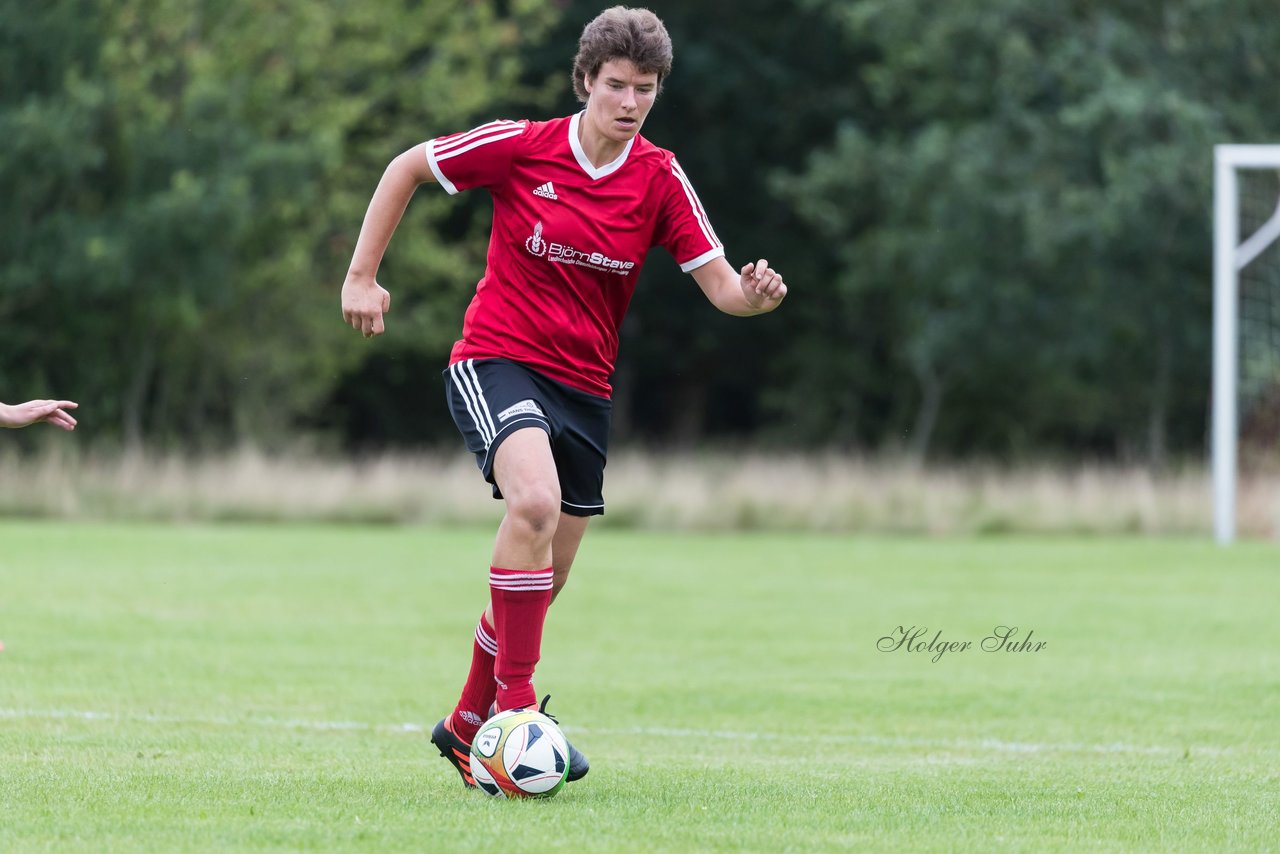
[0,400,79,431]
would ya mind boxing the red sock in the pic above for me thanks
[448,612,498,743]
[489,566,553,712]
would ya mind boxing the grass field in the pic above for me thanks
[1,521,1277,852]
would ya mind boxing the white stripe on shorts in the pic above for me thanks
[449,360,496,446]
[463,360,498,441]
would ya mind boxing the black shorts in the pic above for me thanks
[444,358,611,517]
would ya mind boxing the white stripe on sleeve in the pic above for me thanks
[426,121,524,194]
[425,141,458,194]
[679,246,727,273]
[435,128,524,163]
[433,120,522,156]
[670,157,722,249]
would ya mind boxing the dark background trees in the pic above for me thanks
[4,0,1279,461]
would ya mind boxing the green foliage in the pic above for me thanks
[5,0,1280,457]
[0,0,558,447]
[778,0,1280,459]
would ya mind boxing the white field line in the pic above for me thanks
[0,707,1239,758]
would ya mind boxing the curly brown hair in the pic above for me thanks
[571,7,673,104]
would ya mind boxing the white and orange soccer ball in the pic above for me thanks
[469,709,570,799]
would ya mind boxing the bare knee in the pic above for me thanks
[506,486,561,540]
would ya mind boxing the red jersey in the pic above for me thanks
[426,113,725,398]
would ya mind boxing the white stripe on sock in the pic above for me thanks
[489,569,554,591]
[490,580,554,592]
[475,621,498,656]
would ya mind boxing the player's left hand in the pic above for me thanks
[740,259,786,311]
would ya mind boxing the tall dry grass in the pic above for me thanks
[1,447,1277,537]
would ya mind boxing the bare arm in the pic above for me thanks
[341,144,438,338]
[0,400,79,431]
[690,256,787,316]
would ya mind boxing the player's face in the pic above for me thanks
[583,59,659,146]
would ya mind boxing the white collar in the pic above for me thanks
[568,111,634,180]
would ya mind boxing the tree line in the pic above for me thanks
[3,0,1278,462]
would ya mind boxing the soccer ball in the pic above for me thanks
[469,709,569,799]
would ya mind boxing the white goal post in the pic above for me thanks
[1213,144,1280,544]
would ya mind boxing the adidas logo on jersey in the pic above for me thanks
[532,182,558,200]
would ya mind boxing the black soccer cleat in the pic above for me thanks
[430,717,477,789]
[536,694,590,782]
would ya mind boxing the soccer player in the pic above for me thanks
[0,399,78,431]
[340,6,786,788]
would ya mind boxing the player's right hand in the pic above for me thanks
[341,276,392,338]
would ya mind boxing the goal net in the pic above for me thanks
[1213,145,1280,543]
